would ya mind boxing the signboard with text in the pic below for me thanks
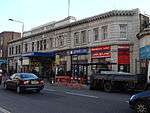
[92,52,111,58]
[91,46,111,52]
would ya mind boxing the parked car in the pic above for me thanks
[4,73,44,93]
[129,91,150,113]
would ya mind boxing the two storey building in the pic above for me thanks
[8,9,149,80]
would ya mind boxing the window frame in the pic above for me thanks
[120,24,127,39]
[93,28,99,41]
[74,32,80,45]
[101,26,108,40]
[81,30,87,44]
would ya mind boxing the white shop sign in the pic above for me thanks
[22,59,29,65]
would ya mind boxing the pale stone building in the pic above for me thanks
[8,9,149,79]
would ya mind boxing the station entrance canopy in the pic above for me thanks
[22,52,56,57]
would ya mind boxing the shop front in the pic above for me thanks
[22,52,55,79]
[55,50,69,76]
[91,45,130,73]
[117,44,130,72]
[70,48,89,79]
[139,45,150,74]
[91,45,112,72]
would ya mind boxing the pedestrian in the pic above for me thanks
[2,70,8,84]
[0,69,2,85]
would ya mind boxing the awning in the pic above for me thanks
[0,60,7,65]
[72,62,117,66]
[22,52,56,57]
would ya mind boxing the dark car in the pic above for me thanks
[129,91,150,113]
[4,73,44,93]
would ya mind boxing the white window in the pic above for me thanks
[57,35,64,47]
[49,38,53,48]
[25,43,28,52]
[120,24,127,38]
[43,39,47,50]
[102,26,108,39]
[32,42,34,52]
[37,41,39,51]
[40,40,43,50]
[74,32,80,45]
[93,28,99,41]
[81,30,86,44]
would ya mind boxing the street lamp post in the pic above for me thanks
[8,19,24,72]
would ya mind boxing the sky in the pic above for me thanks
[0,0,150,33]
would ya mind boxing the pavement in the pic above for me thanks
[44,81,90,91]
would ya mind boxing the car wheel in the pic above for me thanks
[135,101,149,113]
[90,80,96,90]
[104,82,112,92]
[16,86,22,94]
[36,89,41,93]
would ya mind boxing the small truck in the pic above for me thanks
[90,62,150,92]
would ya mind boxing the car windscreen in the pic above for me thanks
[19,73,38,79]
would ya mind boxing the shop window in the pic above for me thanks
[101,26,108,39]
[93,28,99,41]
[74,32,80,45]
[43,39,47,50]
[81,30,86,44]
[32,42,34,52]
[120,24,127,38]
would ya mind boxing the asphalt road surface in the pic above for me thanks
[0,84,135,113]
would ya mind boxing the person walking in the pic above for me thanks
[0,69,2,85]
[2,70,8,84]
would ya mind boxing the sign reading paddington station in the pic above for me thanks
[91,46,111,58]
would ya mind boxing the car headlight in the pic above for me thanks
[130,95,135,101]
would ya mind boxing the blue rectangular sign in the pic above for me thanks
[140,46,150,59]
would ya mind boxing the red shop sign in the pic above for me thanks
[92,52,111,58]
[91,46,111,52]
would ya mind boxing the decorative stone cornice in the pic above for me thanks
[9,9,139,43]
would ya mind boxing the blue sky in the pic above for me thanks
[0,0,150,33]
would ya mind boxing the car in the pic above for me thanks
[129,91,150,113]
[4,73,44,93]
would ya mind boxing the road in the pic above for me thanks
[0,84,135,113]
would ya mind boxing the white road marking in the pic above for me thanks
[65,91,99,99]
[0,106,11,113]
[44,88,57,92]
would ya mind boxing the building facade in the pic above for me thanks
[0,31,20,71]
[8,9,149,79]
[137,26,150,74]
